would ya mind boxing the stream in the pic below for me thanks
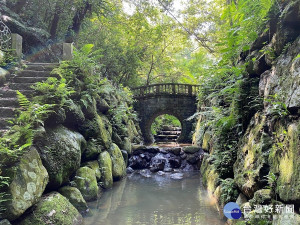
[84,171,225,225]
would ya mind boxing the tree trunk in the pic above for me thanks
[49,4,61,40]
[13,0,28,13]
[65,2,92,43]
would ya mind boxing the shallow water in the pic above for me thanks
[84,171,224,225]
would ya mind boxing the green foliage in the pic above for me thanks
[264,171,276,190]
[0,91,54,167]
[220,178,239,205]
[0,50,18,69]
[0,175,10,214]
[151,114,181,135]
[265,94,289,118]
[32,77,75,105]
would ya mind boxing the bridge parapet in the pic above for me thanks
[132,83,200,98]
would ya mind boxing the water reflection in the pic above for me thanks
[84,172,224,225]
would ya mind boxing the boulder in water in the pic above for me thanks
[170,173,184,180]
[82,161,101,181]
[108,143,126,180]
[98,151,113,189]
[72,167,98,201]
[183,146,201,154]
[58,186,88,213]
[15,192,83,225]
[150,158,166,172]
[169,157,181,168]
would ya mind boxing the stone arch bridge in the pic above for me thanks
[133,83,200,144]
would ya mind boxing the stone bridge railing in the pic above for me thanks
[132,83,200,98]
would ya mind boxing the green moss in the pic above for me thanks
[183,146,201,154]
[249,189,272,206]
[16,192,83,225]
[202,132,211,152]
[34,125,86,190]
[233,113,272,198]
[269,122,300,202]
[108,144,126,180]
[58,186,88,213]
[98,151,113,189]
[200,155,220,194]
[72,167,98,201]
[82,139,102,161]
[82,161,101,181]
[2,148,49,221]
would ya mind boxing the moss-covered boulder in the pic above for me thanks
[35,125,86,189]
[63,100,85,128]
[269,122,300,204]
[249,189,272,206]
[16,192,83,225]
[121,150,128,166]
[127,119,141,143]
[120,137,132,155]
[108,144,126,180]
[1,148,49,221]
[44,107,66,126]
[96,98,110,114]
[58,186,88,213]
[81,97,97,120]
[82,139,102,161]
[72,167,98,201]
[79,115,112,150]
[183,146,201,154]
[98,151,113,189]
[233,113,272,198]
[82,161,101,181]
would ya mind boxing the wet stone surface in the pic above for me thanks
[128,145,205,178]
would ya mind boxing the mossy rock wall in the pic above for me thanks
[269,122,300,204]
[233,113,272,198]
[200,154,220,195]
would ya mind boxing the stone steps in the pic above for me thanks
[0,98,19,107]
[155,126,182,143]
[9,83,36,91]
[11,76,51,83]
[16,70,55,78]
[0,107,16,117]
[0,62,59,136]
[0,117,13,129]
[25,63,59,71]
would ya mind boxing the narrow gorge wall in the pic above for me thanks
[194,0,300,224]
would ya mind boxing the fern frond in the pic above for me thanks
[16,91,30,110]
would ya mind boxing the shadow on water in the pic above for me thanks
[84,171,225,225]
